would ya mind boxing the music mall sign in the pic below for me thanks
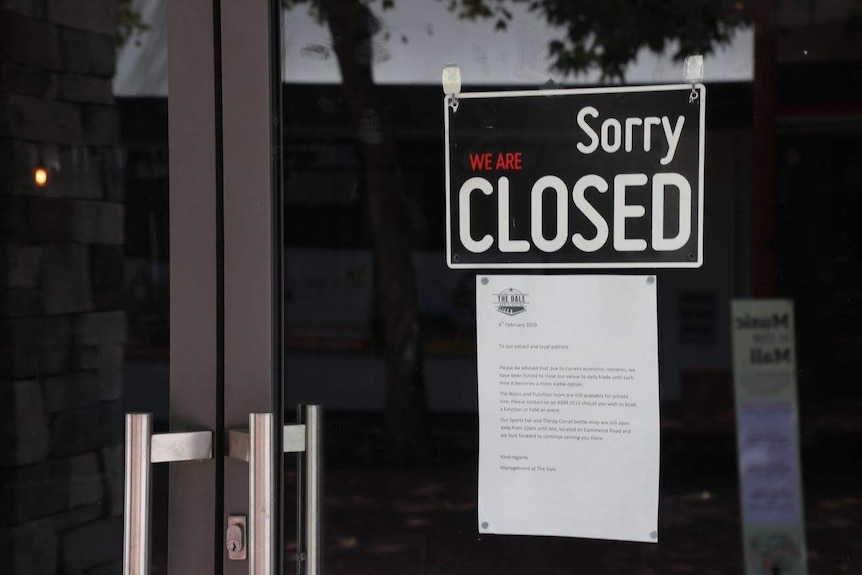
[444,85,705,269]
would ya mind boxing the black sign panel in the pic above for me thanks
[444,85,705,269]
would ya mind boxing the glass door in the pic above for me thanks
[279,2,862,575]
[7,0,860,573]
[114,2,321,574]
[126,0,292,573]
[155,0,290,573]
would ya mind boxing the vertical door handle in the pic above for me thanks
[228,405,324,575]
[124,414,152,575]
[123,413,213,575]
[298,405,323,575]
[248,413,277,575]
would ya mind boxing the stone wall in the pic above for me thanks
[0,0,125,573]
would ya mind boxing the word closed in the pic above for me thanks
[458,173,691,254]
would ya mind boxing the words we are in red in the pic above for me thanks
[469,152,523,171]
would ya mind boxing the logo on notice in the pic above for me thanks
[494,288,528,316]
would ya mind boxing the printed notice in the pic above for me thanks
[476,275,659,542]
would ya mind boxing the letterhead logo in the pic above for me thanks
[494,288,528,316]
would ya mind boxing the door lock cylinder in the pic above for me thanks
[226,515,247,560]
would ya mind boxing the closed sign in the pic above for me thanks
[444,85,705,269]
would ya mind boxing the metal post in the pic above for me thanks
[298,405,323,575]
[124,413,153,575]
[249,413,276,575]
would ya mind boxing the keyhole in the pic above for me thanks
[226,521,245,557]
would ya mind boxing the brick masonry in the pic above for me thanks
[0,0,124,572]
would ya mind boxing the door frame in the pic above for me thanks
[166,0,283,573]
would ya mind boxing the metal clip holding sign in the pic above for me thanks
[442,64,462,112]
[685,55,704,103]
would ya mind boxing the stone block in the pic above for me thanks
[0,12,60,70]
[0,458,68,525]
[93,223,125,260]
[97,343,122,401]
[100,148,124,201]
[86,559,123,575]
[40,243,93,314]
[0,62,58,98]
[0,197,30,241]
[70,199,99,243]
[2,198,120,244]
[0,315,72,378]
[0,287,41,317]
[59,74,113,104]
[52,503,102,531]
[67,452,103,508]
[0,139,14,193]
[0,0,47,19]
[32,199,102,243]
[0,144,108,200]
[0,92,83,144]
[39,316,75,374]
[0,197,81,242]
[60,28,115,78]
[0,196,56,242]
[43,371,101,412]
[74,311,124,346]
[0,140,58,198]
[94,287,122,312]
[44,146,104,200]
[96,202,123,245]
[101,400,123,445]
[73,345,100,370]
[47,0,115,36]
[82,105,119,146]
[0,379,50,466]
[100,442,122,516]
[50,404,114,457]
[61,517,122,573]
[0,516,59,575]
[0,244,40,287]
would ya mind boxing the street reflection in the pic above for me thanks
[277,415,862,575]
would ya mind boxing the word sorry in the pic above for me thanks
[576,106,685,166]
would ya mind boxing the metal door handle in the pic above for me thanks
[125,407,321,575]
[298,405,323,575]
[124,414,152,575]
[123,414,213,575]
[227,405,323,575]
[249,413,276,575]
[226,415,276,574]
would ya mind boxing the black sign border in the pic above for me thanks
[444,84,706,269]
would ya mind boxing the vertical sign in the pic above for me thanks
[477,275,659,542]
[731,300,808,575]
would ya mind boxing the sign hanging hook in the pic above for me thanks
[684,55,703,104]
[442,64,462,113]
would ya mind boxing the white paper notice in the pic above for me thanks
[476,275,660,543]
